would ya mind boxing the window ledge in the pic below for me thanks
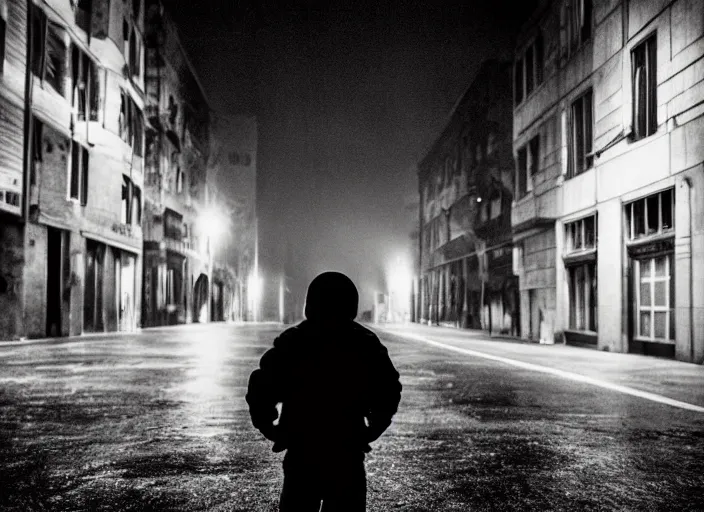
[563,248,597,265]
[633,337,675,345]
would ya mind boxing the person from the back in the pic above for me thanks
[246,271,402,511]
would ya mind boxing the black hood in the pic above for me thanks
[304,272,359,322]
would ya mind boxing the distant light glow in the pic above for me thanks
[476,197,482,203]
[199,208,228,239]
[386,255,412,323]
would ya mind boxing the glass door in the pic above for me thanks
[635,253,675,342]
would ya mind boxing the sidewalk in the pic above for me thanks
[376,322,704,411]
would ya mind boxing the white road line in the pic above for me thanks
[385,330,704,414]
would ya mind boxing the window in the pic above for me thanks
[565,0,592,54]
[636,254,674,342]
[75,0,91,34]
[0,4,7,74]
[632,34,657,140]
[123,20,142,78]
[71,45,99,121]
[30,118,43,188]
[120,90,144,156]
[69,141,89,205]
[517,135,539,198]
[164,209,183,240]
[514,33,544,105]
[175,167,186,194]
[31,10,68,96]
[568,262,597,331]
[489,191,502,220]
[569,89,593,176]
[121,176,141,225]
[625,189,674,241]
[565,215,596,252]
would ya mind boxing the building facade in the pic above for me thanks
[142,0,211,326]
[512,0,704,362]
[418,60,519,335]
[0,0,146,340]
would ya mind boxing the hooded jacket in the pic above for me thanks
[246,272,402,455]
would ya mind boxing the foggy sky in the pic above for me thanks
[167,0,534,314]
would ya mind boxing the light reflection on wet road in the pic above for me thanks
[0,323,703,511]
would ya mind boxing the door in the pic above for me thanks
[118,252,136,331]
[634,253,675,343]
[46,228,67,337]
[84,240,105,332]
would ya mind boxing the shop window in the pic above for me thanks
[515,32,544,105]
[568,262,597,332]
[632,34,657,140]
[565,214,596,252]
[69,141,89,205]
[626,189,674,241]
[569,89,593,177]
[636,254,674,342]
[71,44,99,121]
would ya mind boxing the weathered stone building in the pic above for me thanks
[418,59,519,335]
[142,0,211,326]
[512,0,704,362]
[0,0,146,339]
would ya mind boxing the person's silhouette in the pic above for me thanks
[247,271,402,511]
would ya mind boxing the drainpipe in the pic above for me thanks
[683,176,694,362]
[20,0,36,338]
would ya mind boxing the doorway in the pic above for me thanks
[117,252,137,332]
[193,274,209,323]
[84,240,106,333]
[46,227,69,337]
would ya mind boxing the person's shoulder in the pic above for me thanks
[349,321,383,345]
[272,320,309,348]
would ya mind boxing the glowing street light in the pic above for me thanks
[387,255,412,324]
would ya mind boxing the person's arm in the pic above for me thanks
[246,345,284,442]
[366,341,402,443]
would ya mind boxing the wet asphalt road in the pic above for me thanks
[1,323,703,511]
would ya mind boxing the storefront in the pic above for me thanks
[624,188,676,358]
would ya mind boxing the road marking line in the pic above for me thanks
[385,330,704,414]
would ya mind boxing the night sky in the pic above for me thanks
[166,0,535,314]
